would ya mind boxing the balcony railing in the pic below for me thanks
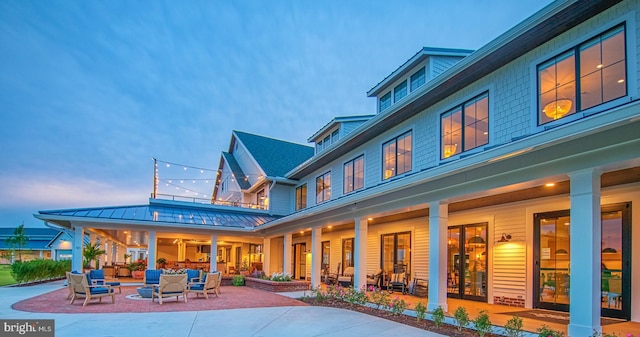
[152,193,268,210]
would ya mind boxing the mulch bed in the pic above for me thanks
[13,285,307,314]
[300,297,503,337]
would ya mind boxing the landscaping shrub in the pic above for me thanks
[431,306,445,327]
[388,296,408,315]
[453,306,470,332]
[10,259,70,283]
[231,275,245,286]
[343,286,368,306]
[536,324,564,337]
[474,310,492,337]
[368,286,390,310]
[414,302,427,321]
[504,315,524,337]
[269,272,292,282]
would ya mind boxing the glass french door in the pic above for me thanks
[534,203,631,320]
[447,223,488,301]
[380,232,411,274]
[534,211,571,311]
[291,243,306,280]
[342,238,354,272]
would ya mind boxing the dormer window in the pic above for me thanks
[394,81,407,102]
[379,92,392,112]
[410,67,425,91]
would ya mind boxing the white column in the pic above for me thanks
[310,227,322,289]
[354,217,368,290]
[568,169,602,337]
[50,248,56,261]
[428,201,449,312]
[39,250,43,259]
[263,238,271,275]
[283,233,292,275]
[177,241,186,261]
[104,240,110,265]
[210,234,218,272]
[99,238,107,268]
[111,241,117,264]
[72,226,84,272]
[148,231,157,270]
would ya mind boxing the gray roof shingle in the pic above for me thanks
[233,131,314,177]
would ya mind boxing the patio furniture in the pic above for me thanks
[186,269,201,283]
[386,264,409,294]
[366,269,384,289]
[337,266,354,287]
[144,269,164,287]
[67,272,116,307]
[136,286,153,298]
[117,267,131,278]
[152,274,188,304]
[187,271,221,299]
[324,263,341,285]
[606,278,622,308]
[411,277,428,297]
[65,271,83,300]
[88,269,122,293]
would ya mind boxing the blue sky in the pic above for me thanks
[0,0,551,227]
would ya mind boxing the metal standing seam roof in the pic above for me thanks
[233,130,314,177]
[37,204,280,229]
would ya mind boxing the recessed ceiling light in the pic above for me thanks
[545,183,555,187]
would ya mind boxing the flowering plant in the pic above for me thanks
[127,259,147,271]
[270,272,292,282]
[163,268,187,274]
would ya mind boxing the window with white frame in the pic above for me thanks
[295,184,307,211]
[257,189,266,209]
[379,92,392,112]
[410,67,426,91]
[382,131,412,180]
[315,172,331,203]
[331,129,339,144]
[537,25,626,125]
[343,155,364,194]
[394,81,407,102]
[440,93,489,159]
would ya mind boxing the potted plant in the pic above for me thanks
[239,258,250,276]
[82,242,106,271]
[157,257,167,269]
[127,259,147,279]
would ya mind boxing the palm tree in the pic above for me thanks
[4,223,28,262]
[83,242,106,269]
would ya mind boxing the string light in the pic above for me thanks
[153,158,269,202]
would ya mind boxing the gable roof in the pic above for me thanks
[222,152,251,189]
[307,115,376,143]
[287,0,621,179]
[367,47,474,97]
[0,227,61,250]
[233,130,314,177]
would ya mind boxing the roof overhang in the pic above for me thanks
[266,103,640,235]
[287,0,623,179]
[366,47,474,97]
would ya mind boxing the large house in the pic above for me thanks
[36,1,640,335]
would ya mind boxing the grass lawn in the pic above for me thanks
[0,264,16,286]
